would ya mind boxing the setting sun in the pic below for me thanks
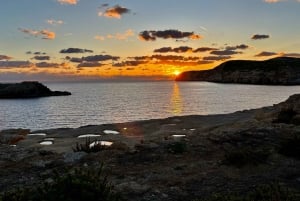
[173,70,181,76]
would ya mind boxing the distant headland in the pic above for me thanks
[176,57,300,85]
[0,81,71,99]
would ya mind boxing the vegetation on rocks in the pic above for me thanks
[72,138,108,153]
[0,166,122,201]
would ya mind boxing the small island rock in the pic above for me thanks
[0,81,71,99]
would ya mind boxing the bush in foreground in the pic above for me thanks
[0,166,122,201]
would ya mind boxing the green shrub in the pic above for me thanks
[73,138,107,153]
[223,147,270,168]
[0,166,122,201]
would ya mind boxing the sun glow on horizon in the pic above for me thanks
[173,70,181,76]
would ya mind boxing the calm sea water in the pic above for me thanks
[1,81,300,130]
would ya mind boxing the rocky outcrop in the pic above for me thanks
[1,94,300,200]
[176,57,300,85]
[0,81,71,99]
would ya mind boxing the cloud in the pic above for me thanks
[210,50,241,56]
[60,48,93,54]
[98,5,130,19]
[203,56,232,61]
[139,29,202,41]
[65,56,83,63]
[0,61,33,68]
[251,34,270,40]
[77,62,102,68]
[154,46,193,53]
[95,29,135,41]
[19,28,55,40]
[82,55,120,62]
[35,62,60,68]
[32,56,50,61]
[47,19,64,25]
[66,54,120,66]
[281,53,300,58]
[57,0,77,5]
[226,44,250,50]
[193,47,218,52]
[255,51,279,57]
[26,51,47,55]
[0,55,12,60]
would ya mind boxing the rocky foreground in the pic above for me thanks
[0,81,71,98]
[176,57,300,85]
[0,94,300,200]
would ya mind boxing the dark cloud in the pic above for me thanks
[34,52,47,55]
[35,62,60,68]
[203,56,232,61]
[151,55,185,61]
[128,56,150,61]
[154,47,173,53]
[0,55,12,60]
[100,5,130,19]
[82,55,119,62]
[77,62,102,68]
[32,56,50,60]
[225,44,249,50]
[0,61,32,68]
[154,46,193,53]
[60,48,94,54]
[65,56,83,63]
[210,50,241,56]
[255,51,278,57]
[173,46,193,53]
[251,34,270,40]
[193,47,218,52]
[139,29,202,41]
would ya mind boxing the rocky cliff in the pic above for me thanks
[0,81,71,99]
[176,57,300,85]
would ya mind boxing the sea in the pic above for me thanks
[1,81,300,131]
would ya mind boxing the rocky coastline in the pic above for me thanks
[0,94,300,200]
[176,57,300,85]
[0,81,71,99]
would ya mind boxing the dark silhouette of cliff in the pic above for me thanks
[176,57,300,85]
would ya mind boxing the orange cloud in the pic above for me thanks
[19,28,55,40]
[57,0,77,5]
[98,5,130,19]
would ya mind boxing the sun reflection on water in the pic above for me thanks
[170,82,183,115]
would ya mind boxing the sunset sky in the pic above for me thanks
[0,0,300,81]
